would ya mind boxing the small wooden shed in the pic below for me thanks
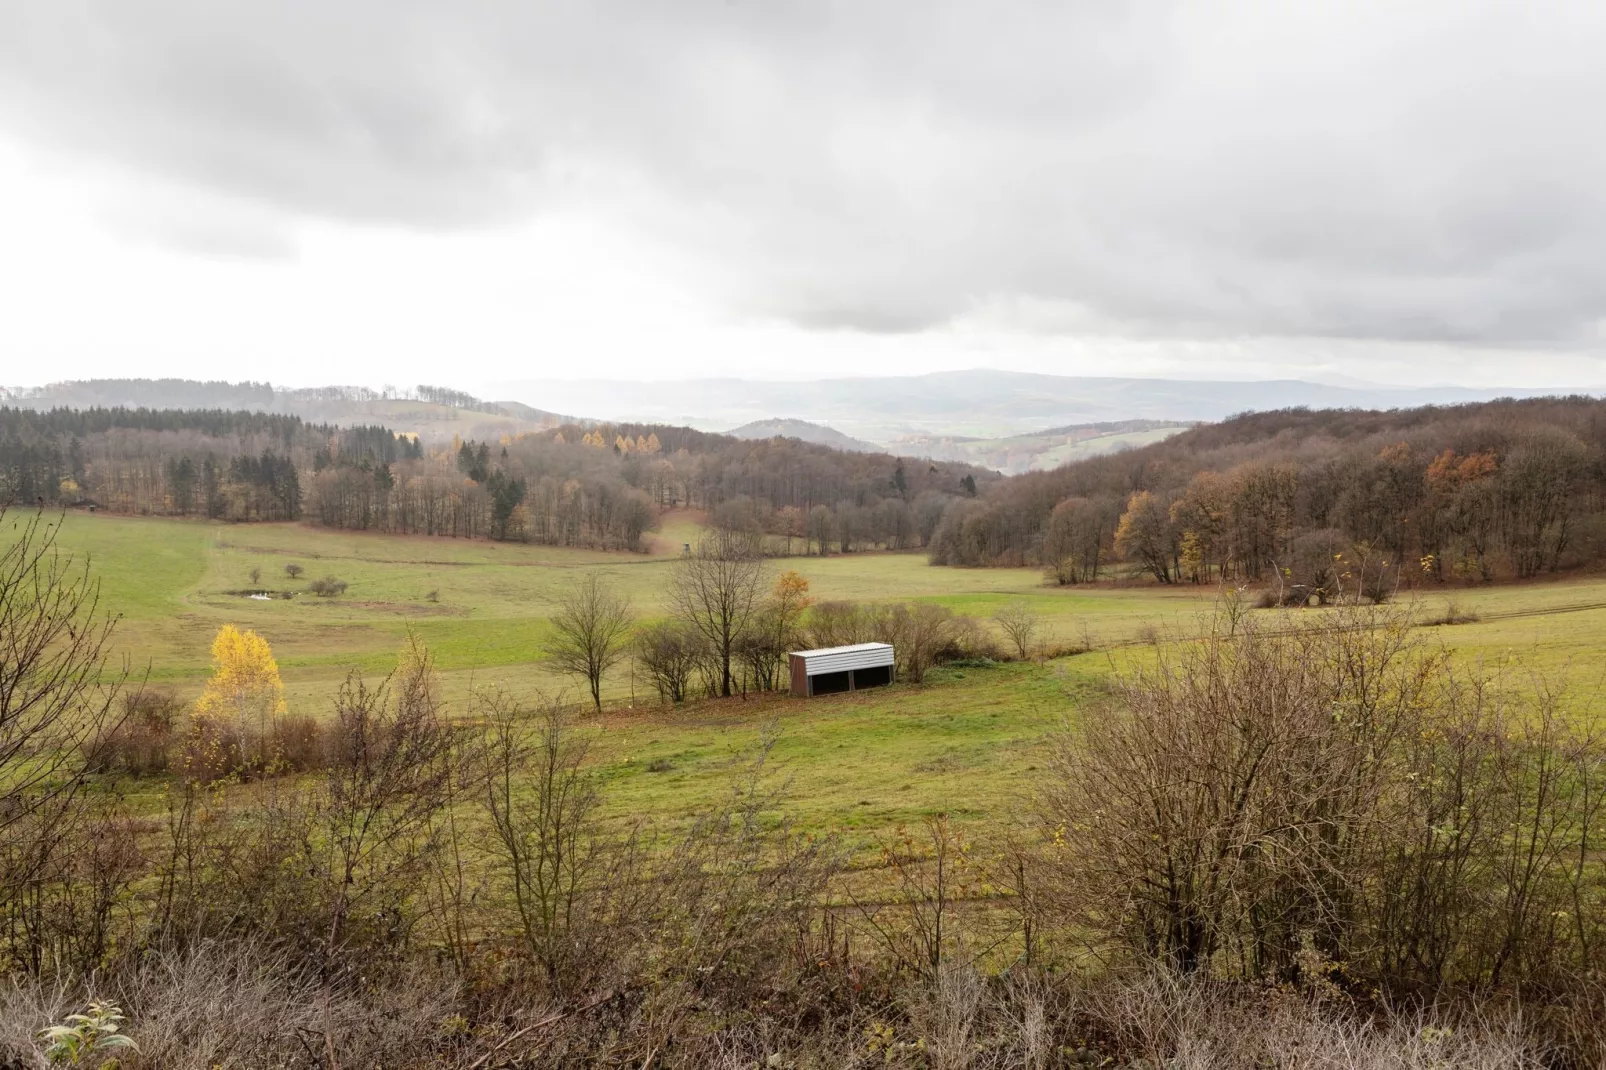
[788,642,895,697]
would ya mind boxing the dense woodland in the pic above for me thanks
[301,421,989,551]
[0,405,991,552]
[931,396,1606,591]
[0,407,417,522]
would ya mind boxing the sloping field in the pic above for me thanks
[26,511,1606,844]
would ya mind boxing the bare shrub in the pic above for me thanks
[1069,974,1553,1070]
[1040,603,1606,991]
[878,602,961,683]
[476,693,653,1001]
[268,713,325,771]
[634,619,704,704]
[179,707,250,782]
[315,641,457,969]
[308,575,348,597]
[906,963,985,1070]
[1038,639,1091,659]
[938,612,1000,664]
[0,955,1566,1069]
[805,598,988,678]
[853,815,977,982]
[992,600,1041,660]
[154,639,458,976]
[284,563,303,579]
[180,708,326,782]
[0,943,469,1070]
[87,686,182,776]
[0,798,144,975]
[806,599,870,649]
[1425,597,1482,625]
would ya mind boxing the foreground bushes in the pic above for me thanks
[1040,605,1606,993]
[1,954,1587,1069]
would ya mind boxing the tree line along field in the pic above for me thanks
[39,509,1606,846]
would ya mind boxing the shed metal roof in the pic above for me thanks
[793,642,892,658]
[789,642,895,675]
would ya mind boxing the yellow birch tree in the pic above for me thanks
[193,623,286,769]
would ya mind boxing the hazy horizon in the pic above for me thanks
[8,366,1602,395]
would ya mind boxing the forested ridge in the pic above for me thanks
[299,419,994,551]
[0,405,994,552]
[0,407,418,522]
[931,395,1606,590]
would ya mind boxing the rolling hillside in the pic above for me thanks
[724,417,881,453]
[2,378,576,442]
[894,419,1192,474]
[492,369,1577,442]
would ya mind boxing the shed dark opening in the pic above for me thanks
[851,664,892,689]
[810,670,852,696]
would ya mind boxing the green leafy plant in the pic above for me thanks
[40,1001,138,1066]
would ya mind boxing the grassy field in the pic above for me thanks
[25,510,1606,846]
[41,510,1222,705]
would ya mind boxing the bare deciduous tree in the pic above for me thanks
[0,508,130,975]
[546,573,634,711]
[667,532,768,697]
[992,600,1040,660]
[477,693,651,1000]
[0,508,125,835]
[319,637,458,962]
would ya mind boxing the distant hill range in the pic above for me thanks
[1,379,576,442]
[898,419,1194,474]
[12,372,1598,475]
[724,418,882,453]
[494,370,1591,444]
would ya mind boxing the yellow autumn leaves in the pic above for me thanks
[189,623,287,776]
[194,623,286,727]
[579,429,661,453]
[186,624,440,779]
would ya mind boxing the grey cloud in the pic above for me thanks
[2,0,1604,348]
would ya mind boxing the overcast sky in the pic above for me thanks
[2,0,1604,392]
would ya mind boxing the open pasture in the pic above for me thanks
[43,511,1220,705]
[27,510,1606,844]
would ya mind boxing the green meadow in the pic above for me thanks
[29,510,1606,845]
